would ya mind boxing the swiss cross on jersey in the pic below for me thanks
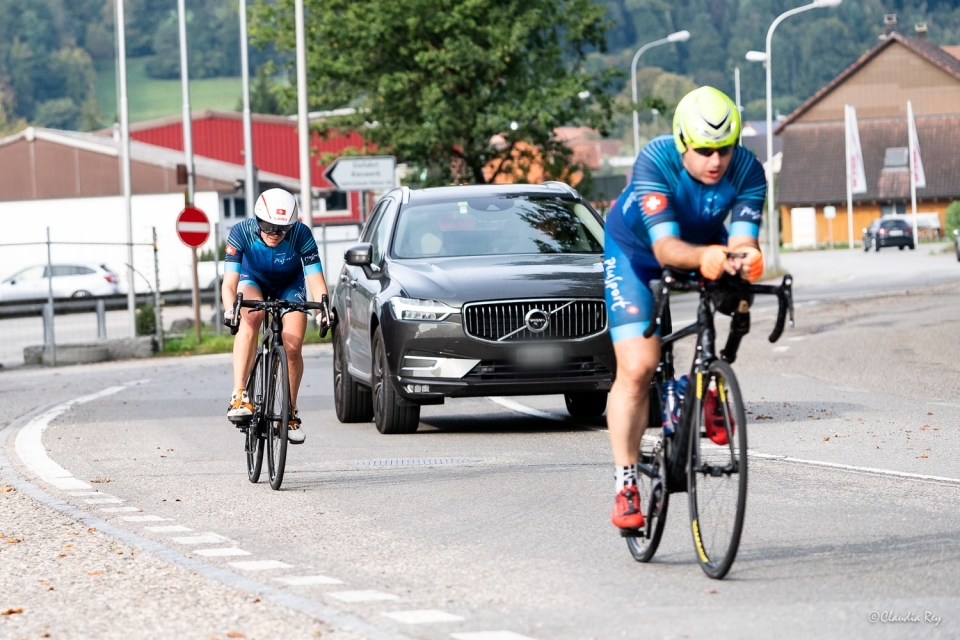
[642,192,668,215]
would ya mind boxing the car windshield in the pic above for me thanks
[392,195,604,258]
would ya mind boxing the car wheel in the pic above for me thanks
[909,243,915,250]
[564,392,608,418]
[899,245,905,251]
[71,290,92,298]
[333,324,373,423]
[371,326,420,434]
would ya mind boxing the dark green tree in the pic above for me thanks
[251,0,621,185]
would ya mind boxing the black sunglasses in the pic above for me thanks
[691,145,734,158]
[257,219,294,236]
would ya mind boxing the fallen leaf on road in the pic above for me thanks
[88,571,103,576]
[90,478,110,483]
[927,412,933,415]
[822,436,830,441]
[87,528,96,534]
[708,589,718,594]
[1,486,13,493]
[755,415,772,420]
[57,553,67,558]
[227,632,245,638]
[1,608,23,616]
[917,455,928,459]
[6,538,20,544]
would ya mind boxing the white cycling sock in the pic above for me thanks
[615,464,638,492]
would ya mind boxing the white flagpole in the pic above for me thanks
[907,100,920,247]
[845,106,855,250]
[116,0,136,336]
[295,0,313,231]
[240,0,255,217]
[177,0,195,207]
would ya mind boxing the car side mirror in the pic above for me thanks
[344,242,382,280]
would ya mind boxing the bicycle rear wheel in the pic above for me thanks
[687,359,748,579]
[626,438,669,562]
[245,354,265,483]
[266,346,291,490]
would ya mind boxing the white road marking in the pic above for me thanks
[275,575,344,586]
[145,525,192,533]
[101,507,140,513]
[228,560,294,571]
[70,491,108,496]
[750,453,960,485]
[194,547,251,557]
[932,402,960,408]
[85,498,123,504]
[384,610,464,624]
[327,590,400,603]
[120,515,169,522]
[772,346,790,353]
[451,633,538,640]
[488,397,563,421]
[14,385,126,490]
[172,533,228,545]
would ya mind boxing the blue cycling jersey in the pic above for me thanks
[224,218,322,286]
[605,135,766,268]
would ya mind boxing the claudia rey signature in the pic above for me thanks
[868,611,941,626]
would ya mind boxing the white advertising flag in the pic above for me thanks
[845,105,868,195]
[907,100,926,189]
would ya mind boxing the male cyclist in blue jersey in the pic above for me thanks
[604,87,767,530]
[221,188,331,444]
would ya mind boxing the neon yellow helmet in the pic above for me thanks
[672,86,740,154]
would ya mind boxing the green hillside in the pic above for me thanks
[95,59,242,124]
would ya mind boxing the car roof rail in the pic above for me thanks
[541,181,579,197]
[399,185,411,204]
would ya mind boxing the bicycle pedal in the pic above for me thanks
[619,527,645,538]
[229,416,252,427]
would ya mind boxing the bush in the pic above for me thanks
[946,201,960,236]
[136,304,156,336]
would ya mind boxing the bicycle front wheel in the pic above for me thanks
[266,346,291,490]
[687,359,748,579]
[245,354,265,483]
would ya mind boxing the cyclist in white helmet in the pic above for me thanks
[221,188,331,443]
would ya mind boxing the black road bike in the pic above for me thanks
[227,293,328,490]
[623,269,794,579]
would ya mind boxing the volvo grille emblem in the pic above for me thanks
[524,308,550,333]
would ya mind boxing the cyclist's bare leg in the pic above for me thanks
[280,311,307,407]
[233,284,264,390]
[607,335,660,466]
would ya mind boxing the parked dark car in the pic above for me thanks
[331,182,614,434]
[862,218,915,251]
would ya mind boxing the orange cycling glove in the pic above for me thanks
[737,246,764,282]
[699,245,727,280]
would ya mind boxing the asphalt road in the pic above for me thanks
[2,246,959,640]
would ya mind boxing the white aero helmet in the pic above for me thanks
[254,188,298,234]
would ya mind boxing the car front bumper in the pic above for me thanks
[378,311,615,403]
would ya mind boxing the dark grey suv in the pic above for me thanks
[862,217,915,251]
[331,182,614,434]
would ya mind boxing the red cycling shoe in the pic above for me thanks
[611,485,645,529]
[703,388,734,445]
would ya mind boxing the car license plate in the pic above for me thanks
[516,346,564,367]
[889,230,903,236]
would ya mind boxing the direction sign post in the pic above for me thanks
[323,156,396,193]
[177,206,210,344]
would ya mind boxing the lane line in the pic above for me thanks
[85,498,123,504]
[172,533,229,545]
[145,525,192,533]
[275,575,344,586]
[229,560,294,571]
[121,515,168,522]
[195,547,251,557]
[14,385,126,490]
[328,590,400,603]
[451,633,538,640]
[1,398,414,640]
[488,397,563,421]
[384,610,464,624]
[101,506,140,513]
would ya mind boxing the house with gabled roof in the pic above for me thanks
[774,26,960,248]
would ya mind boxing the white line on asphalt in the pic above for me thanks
[145,525,192,533]
[488,397,563,421]
[120,515,169,522]
[384,610,464,624]
[275,575,344,586]
[328,590,400,603]
[451,632,538,640]
[229,560,294,571]
[14,385,126,490]
[70,491,108,496]
[101,507,140,513]
[750,453,960,485]
[772,346,790,353]
[932,402,960,408]
[172,533,228,545]
[194,547,251,557]
[85,498,123,504]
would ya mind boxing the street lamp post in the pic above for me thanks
[746,0,841,273]
[631,30,691,159]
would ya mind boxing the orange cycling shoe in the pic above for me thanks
[702,389,734,445]
[611,485,645,529]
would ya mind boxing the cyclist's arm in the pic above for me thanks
[222,225,246,311]
[221,271,240,312]
[652,236,709,270]
[305,272,328,300]
[293,222,327,299]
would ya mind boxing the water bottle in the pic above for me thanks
[661,378,677,436]
[673,375,689,426]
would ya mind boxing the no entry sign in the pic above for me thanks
[176,206,210,248]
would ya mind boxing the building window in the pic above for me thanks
[325,191,348,211]
[883,147,908,169]
[234,197,246,217]
[881,202,907,216]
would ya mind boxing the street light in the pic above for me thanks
[631,30,691,158]
[747,0,841,273]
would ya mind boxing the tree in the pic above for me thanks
[251,0,621,185]
[946,200,960,236]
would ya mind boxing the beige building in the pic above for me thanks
[775,29,960,247]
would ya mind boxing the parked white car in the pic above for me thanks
[0,263,120,301]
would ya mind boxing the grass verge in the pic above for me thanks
[160,326,331,357]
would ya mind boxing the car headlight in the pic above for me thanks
[389,297,459,322]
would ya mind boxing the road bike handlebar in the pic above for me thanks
[642,269,794,343]
[227,293,337,337]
